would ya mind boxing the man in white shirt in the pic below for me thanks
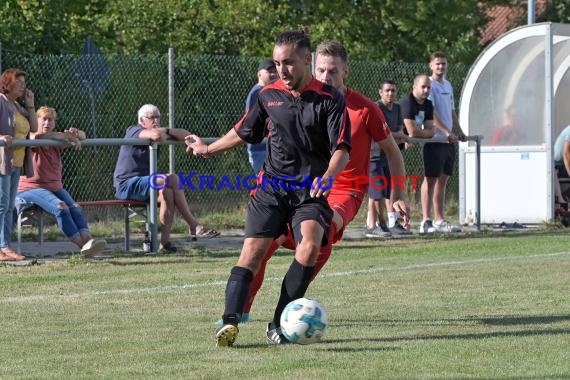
[420,51,466,233]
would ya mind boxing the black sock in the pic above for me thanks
[222,266,253,325]
[271,259,314,329]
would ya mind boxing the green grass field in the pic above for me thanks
[1,233,569,379]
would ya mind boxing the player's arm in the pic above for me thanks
[391,130,409,143]
[185,127,245,157]
[311,145,350,198]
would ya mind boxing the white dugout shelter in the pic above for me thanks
[460,22,570,224]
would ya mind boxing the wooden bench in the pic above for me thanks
[16,199,149,254]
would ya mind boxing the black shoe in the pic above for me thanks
[389,221,413,235]
[266,323,290,345]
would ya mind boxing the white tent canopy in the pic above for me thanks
[459,22,570,224]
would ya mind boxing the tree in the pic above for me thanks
[1,0,517,64]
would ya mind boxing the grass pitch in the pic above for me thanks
[1,233,569,379]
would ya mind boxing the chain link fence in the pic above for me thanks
[2,49,469,216]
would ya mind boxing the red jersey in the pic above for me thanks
[334,89,391,199]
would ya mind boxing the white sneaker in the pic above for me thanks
[433,220,462,233]
[81,239,107,257]
[419,219,436,234]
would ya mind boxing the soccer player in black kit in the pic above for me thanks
[186,29,351,347]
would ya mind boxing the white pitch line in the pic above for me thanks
[2,251,569,304]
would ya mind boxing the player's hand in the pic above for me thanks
[310,175,333,198]
[392,199,410,229]
[185,134,207,157]
[458,132,467,142]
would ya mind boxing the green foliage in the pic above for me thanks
[0,0,524,64]
[537,0,570,23]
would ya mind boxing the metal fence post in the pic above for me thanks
[149,142,159,253]
[168,47,175,174]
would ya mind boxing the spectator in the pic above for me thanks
[113,104,219,254]
[245,59,278,173]
[399,74,436,233]
[17,107,107,257]
[0,68,37,261]
[491,105,526,145]
[422,51,466,233]
[365,80,411,237]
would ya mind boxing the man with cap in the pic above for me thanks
[245,59,278,173]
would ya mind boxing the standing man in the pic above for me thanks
[365,80,411,237]
[245,59,278,173]
[399,75,436,233]
[241,41,410,342]
[421,51,466,233]
[186,30,351,347]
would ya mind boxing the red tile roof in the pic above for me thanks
[480,1,549,45]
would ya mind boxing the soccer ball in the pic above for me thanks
[280,298,328,345]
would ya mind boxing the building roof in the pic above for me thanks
[480,1,549,45]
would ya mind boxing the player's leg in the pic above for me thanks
[243,234,290,316]
[266,200,332,344]
[217,187,287,346]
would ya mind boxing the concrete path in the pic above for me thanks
[4,224,487,266]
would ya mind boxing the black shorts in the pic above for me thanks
[368,157,391,200]
[244,185,333,246]
[423,143,455,177]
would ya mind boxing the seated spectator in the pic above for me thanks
[113,104,219,253]
[16,106,107,257]
[554,125,570,206]
[491,105,526,145]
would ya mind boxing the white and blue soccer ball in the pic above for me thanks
[280,298,328,345]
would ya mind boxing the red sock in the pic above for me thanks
[243,240,280,313]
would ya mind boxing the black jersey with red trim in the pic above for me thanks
[234,78,351,183]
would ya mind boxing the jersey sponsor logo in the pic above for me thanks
[265,101,285,107]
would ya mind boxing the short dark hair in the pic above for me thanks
[380,79,397,90]
[316,40,348,64]
[275,29,311,52]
